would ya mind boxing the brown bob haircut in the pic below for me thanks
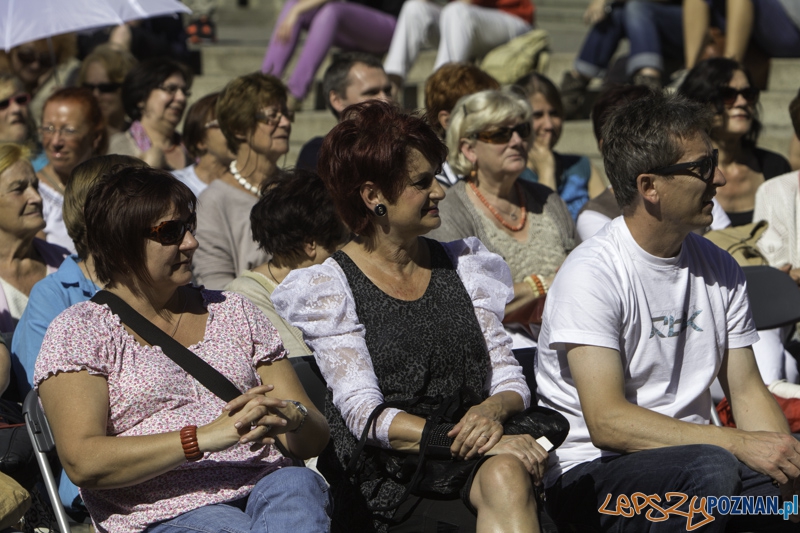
[43,87,109,156]
[65,155,148,261]
[216,72,287,154]
[425,63,499,139]
[183,92,219,159]
[84,166,196,287]
[77,44,138,86]
[318,100,447,238]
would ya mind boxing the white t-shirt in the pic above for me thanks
[38,181,75,254]
[171,165,208,198]
[536,216,759,487]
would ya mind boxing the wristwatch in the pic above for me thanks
[287,400,308,433]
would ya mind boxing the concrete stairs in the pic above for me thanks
[190,0,798,170]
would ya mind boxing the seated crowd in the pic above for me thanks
[1,4,800,533]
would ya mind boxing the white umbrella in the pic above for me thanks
[1,0,192,51]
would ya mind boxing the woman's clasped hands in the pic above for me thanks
[197,383,303,453]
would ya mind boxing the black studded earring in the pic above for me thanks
[374,204,387,217]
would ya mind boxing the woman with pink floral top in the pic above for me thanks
[33,166,330,533]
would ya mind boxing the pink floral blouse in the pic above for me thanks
[34,290,292,533]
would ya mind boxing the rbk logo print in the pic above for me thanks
[649,310,703,339]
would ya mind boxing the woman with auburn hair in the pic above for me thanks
[429,89,576,347]
[78,44,138,138]
[37,87,108,253]
[273,100,548,532]
[193,73,292,289]
[34,166,330,533]
[109,58,193,171]
[0,144,67,342]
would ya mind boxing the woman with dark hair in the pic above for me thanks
[678,57,791,226]
[108,58,193,170]
[37,87,108,253]
[227,169,348,358]
[33,166,331,533]
[515,72,605,219]
[273,100,546,532]
[193,73,292,289]
[172,92,232,197]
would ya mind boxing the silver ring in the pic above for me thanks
[264,424,272,433]
[479,434,489,440]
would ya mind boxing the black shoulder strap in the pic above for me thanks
[91,290,242,402]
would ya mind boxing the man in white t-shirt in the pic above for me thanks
[537,92,800,531]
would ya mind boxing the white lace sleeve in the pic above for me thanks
[442,237,531,408]
[272,261,401,449]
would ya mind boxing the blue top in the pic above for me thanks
[520,152,592,220]
[10,254,99,509]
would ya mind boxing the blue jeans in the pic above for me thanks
[545,444,796,532]
[146,467,331,533]
[705,0,800,58]
[575,1,684,79]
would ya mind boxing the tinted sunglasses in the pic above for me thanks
[0,93,30,111]
[719,86,759,107]
[648,149,719,183]
[14,49,53,68]
[83,82,121,94]
[147,212,197,245]
[472,122,532,144]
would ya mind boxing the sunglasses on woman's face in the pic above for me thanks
[472,122,532,144]
[719,86,759,107]
[82,82,121,94]
[647,149,719,183]
[147,212,197,245]
[14,48,53,68]
[0,93,30,111]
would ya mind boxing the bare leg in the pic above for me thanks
[683,0,710,69]
[469,454,539,533]
[724,0,754,62]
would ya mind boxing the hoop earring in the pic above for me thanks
[374,204,387,217]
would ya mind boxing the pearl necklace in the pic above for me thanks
[230,161,260,196]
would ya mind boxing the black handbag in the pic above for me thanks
[0,398,37,490]
[346,386,569,512]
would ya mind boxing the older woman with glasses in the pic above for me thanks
[78,44,138,138]
[678,58,791,226]
[108,58,193,171]
[37,87,108,253]
[33,166,331,533]
[193,73,293,289]
[429,89,576,346]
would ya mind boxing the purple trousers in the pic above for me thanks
[261,0,396,100]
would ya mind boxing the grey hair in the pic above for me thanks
[601,91,713,209]
[446,88,532,176]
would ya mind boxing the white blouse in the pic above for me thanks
[272,237,531,449]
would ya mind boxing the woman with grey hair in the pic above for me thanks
[429,89,576,344]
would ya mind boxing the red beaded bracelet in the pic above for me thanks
[180,425,204,462]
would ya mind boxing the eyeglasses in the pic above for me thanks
[14,48,53,68]
[648,149,719,183]
[39,125,81,139]
[204,119,219,129]
[82,82,121,94]
[0,93,30,111]
[157,84,191,98]
[471,122,532,144]
[719,86,759,107]
[255,108,294,126]
[147,212,197,245]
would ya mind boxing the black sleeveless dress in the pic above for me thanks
[319,238,492,532]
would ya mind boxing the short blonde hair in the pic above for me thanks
[0,143,31,177]
[446,89,532,175]
[216,72,287,154]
